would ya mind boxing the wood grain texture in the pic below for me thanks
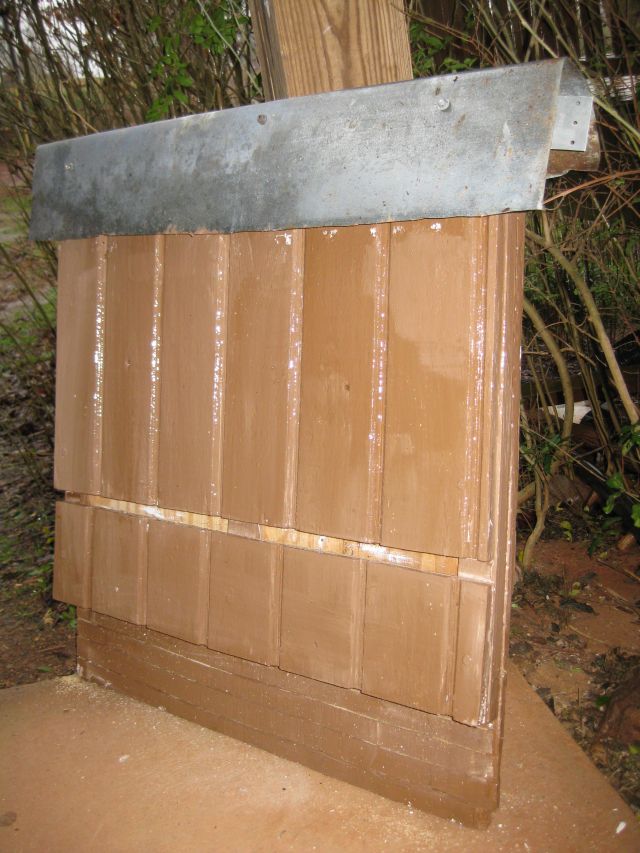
[91,509,148,625]
[280,548,366,688]
[101,236,163,504]
[157,234,228,515]
[362,562,459,716]
[147,519,211,645]
[248,0,412,98]
[296,224,389,542]
[221,231,303,526]
[52,501,94,608]
[54,238,106,494]
[208,533,283,666]
[381,218,489,558]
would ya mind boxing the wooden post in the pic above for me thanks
[248,0,413,98]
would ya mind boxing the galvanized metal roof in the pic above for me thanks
[30,59,593,241]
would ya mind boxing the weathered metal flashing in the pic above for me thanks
[30,59,594,241]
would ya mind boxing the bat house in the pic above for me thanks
[31,50,596,826]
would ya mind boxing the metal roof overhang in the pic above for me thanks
[29,58,596,241]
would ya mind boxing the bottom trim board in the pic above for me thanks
[77,609,500,828]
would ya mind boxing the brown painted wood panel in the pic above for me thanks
[381,218,488,557]
[362,562,459,715]
[52,501,94,608]
[296,225,389,542]
[91,508,148,625]
[54,238,105,494]
[249,0,412,99]
[157,235,228,515]
[101,236,162,504]
[452,580,491,726]
[208,533,282,665]
[147,519,211,645]
[221,231,303,526]
[280,548,365,688]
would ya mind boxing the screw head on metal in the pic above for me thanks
[436,97,451,111]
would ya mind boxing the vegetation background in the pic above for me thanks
[0,0,638,610]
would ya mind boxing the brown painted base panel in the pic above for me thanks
[77,609,500,828]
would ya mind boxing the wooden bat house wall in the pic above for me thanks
[54,214,523,827]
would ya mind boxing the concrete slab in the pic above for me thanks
[0,662,637,852]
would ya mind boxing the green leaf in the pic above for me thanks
[606,472,625,492]
[632,503,640,528]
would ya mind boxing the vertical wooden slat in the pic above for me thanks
[380,218,488,558]
[101,236,163,505]
[91,509,148,625]
[54,238,106,494]
[279,548,366,688]
[147,520,211,645]
[248,0,412,98]
[296,224,389,542]
[52,501,94,608]
[208,533,282,666]
[362,562,459,716]
[157,235,228,515]
[452,580,491,726]
[221,230,303,526]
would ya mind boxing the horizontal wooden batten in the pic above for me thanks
[68,493,463,577]
[77,609,498,828]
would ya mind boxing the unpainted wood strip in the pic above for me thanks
[79,608,494,754]
[74,493,460,577]
[54,237,106,494]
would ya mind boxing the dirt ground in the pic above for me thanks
[510,537,640,813]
